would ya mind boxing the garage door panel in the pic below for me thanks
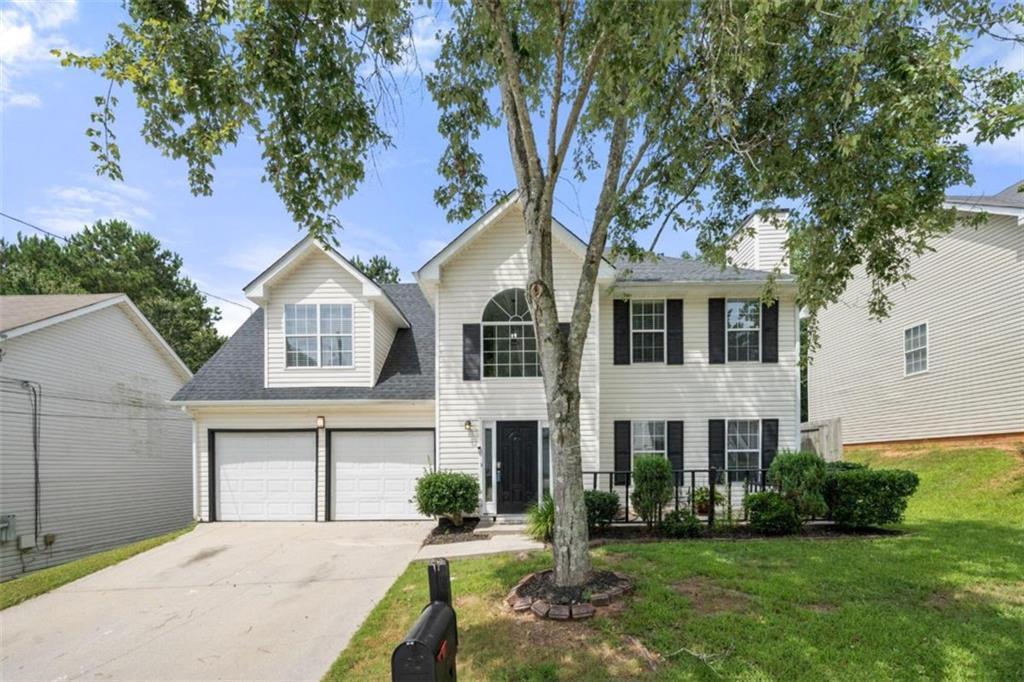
[216,432,316,521]
[332,431,433,521]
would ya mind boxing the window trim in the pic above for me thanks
[903,321,929,377]
[725,298,761,363]
[284,303,355,369]
[724,418,761,471]
[630,419,668,467]
[629,299,667,364]
[480,289,541,380]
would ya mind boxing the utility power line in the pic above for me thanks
[0,211,253,311]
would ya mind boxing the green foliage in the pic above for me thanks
[414,471,479,526]
[526,495,556,543]
[825,467,920,528]
[583,490,619,531]
[827,461,868,473]
[692,486,725,515]
[768,451,828,518]
[660,509,702,539]
[0,222,224,371]
[745,492,802,535]
[630,456,674,528]
[349,254,400,283]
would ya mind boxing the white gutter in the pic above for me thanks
[172,398,435,408]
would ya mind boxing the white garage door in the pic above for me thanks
[216,432,316,521]
[332,430,433,520]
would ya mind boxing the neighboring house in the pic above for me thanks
[0,294,193,580]
[173,193,800,521]
[809,181,1024,446]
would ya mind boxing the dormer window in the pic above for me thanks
[285,303,353,368]
[482,288,539,378]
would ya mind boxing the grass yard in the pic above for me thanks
[327,446,1024,681]
[0,523,196,610]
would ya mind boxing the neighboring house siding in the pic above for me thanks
[599,288,800,471]
[265,249,375,388]
[192,402,434,521]
[808,215,1024,443]
[0,305,191,580]
[373,304,398,383]
[436,212,601,478]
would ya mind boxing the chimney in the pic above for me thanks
[727,210,790,274]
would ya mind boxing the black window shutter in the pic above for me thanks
[613,300,630,365]
[558,322,570,344]
[708,298,725,364]
[614,421,631,485]
[462,323,481,381]
[708,419,725,471]
[761,300,779,363]
[666,299,684,365]
[761,419,779,470]
[667,421,684,471]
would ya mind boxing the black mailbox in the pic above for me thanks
[392,559,458,681]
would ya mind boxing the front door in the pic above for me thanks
[497,421,538,514]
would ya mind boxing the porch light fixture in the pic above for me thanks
[316,416,325,429]
[464,420,473,431]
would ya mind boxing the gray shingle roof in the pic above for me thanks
[171,283,434,402]
[946,180,1024,209]
[613,255,793,283]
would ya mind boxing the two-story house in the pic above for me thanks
[173,193,800,521]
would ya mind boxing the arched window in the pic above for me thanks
[482,288,539,377]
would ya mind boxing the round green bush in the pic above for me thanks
[824,467,919,528]
[414,471,479,526]
[630,455,674,528]
[745,491,802,535]
[692,486,724,515]
[768,451,828,518]
[660,509,702,538]
[584,490,620,530]
[526,494,555,542]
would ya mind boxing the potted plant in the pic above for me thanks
[692,486,724,515]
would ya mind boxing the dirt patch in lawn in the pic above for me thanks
[850,433,1024,458]
[672,576,753,615]
[927,581,1024,610]
[803,602,838,614]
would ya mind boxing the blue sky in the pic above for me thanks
[2,1,1022,336]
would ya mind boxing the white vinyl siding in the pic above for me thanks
[435,209,601,479]
[809,214,1024,443]
[0,305,191,580]
[601,289,799,472]
[373,302,398,382]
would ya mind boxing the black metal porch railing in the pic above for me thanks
[582,468,778,526]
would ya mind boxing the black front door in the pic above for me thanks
[497,421,538,514]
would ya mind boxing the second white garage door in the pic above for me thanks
[216,431,316,521]
[332,430,433,520]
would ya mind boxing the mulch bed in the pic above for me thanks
[421,517,491,546]
[507,569,634,620]
[588,522,902,545]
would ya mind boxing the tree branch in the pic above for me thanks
[552,30,612,177]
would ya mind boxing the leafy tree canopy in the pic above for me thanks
[350,254,400,283]
[0,221,224,372]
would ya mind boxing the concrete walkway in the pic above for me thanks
[416,532,545,560]
[0,521,430,681]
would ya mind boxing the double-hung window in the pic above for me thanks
[726,299,760,362]
[726,419,760,471]
[285,303,353,367]
[482,288,540,378]
[631,300,665,363]
[904,323,928,375]
[631,420,666,463]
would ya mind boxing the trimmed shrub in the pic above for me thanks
[745,492,802,535]
[827,461,867,473]
[660,509,702,538]
[824,467,920,528]
[768,451,828,518]
[631,456,674,528]
[414,471,479,526]
[692,486,724,515]
[584,490,620,531]
[526,495,555,543]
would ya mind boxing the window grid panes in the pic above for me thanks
[726,299,760,362]
[632,420,666,460]
[482,289,540,378]
[726,419,760,470]
[631,300,665,363]
[285,303,353,367]
[904,323,928,375]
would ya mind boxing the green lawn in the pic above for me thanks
[0,523,196,610]
[327,446,1024,681]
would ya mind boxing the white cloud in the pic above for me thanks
[219,240,298,273]
[4,90,40,107]
[0,0,78,108]
[27,180,154,235]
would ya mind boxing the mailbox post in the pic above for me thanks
[392,558,458,681]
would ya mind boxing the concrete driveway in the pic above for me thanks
[0,521,430,681]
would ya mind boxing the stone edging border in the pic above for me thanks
[505,570,633,621]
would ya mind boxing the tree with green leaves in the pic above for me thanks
[62,1,1022,591]
[0,221,224,372]
[350,254,400,283]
